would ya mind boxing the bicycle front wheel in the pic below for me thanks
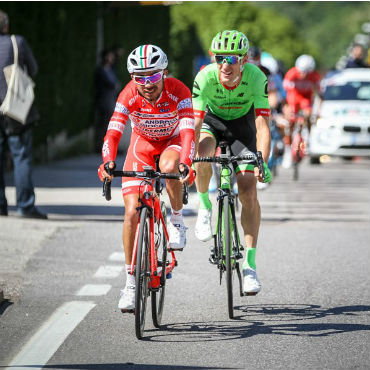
[151,201,167,328]
[135,208,150,340]
[222,195,234,319]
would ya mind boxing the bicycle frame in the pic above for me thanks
[215,148,243,274]
[129,177,176,290]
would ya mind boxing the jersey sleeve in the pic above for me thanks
[252,68,270,117]
[174,79,195,166]
[192,68,208,119]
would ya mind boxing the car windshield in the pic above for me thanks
[323,81,370,101]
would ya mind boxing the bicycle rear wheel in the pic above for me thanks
[135,208,150,339]
[222,195,234,319]
[151,201,167,328]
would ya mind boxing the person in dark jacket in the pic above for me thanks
[0,9,46,219]
[93,48,121,153]
[345,44,369,68]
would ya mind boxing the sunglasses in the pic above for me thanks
[132,71,163,85]
[215,55,242,65]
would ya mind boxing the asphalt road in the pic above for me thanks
[0,154,369,370]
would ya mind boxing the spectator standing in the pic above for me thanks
[93,49,121,153]
[0,9,46,219]
[345,43,369,68]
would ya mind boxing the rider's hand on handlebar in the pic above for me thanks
[254,162,272,183]
[98,161,116,182]
[178,163,196,186]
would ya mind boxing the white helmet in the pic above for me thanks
[261,52,279,74]
[127,44,168,74]
[295,54,315,73]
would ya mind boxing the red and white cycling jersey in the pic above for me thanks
[102,77,195,167]
[283,66,321,99]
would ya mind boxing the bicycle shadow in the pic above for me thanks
[142,304,370,342]
[2,364,234,370]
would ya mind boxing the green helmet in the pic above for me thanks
[211,30,249,56]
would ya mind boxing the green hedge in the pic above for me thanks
[0,2,170,153]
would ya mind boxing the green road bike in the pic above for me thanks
[193,142,265,319]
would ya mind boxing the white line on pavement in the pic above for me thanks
[76,284,112,296]
[108,251,125,262]
[5,301,96,370]
[93,265,124,278]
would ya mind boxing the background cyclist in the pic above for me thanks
[192,30,272,295]
[98,44,195,311]
[282,54,321,168]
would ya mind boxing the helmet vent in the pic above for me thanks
[151,55,160,64]
[130,58,138,66]
[230,42,235,50]
[224,38,229,49]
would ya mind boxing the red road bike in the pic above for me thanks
[103,159,188,339]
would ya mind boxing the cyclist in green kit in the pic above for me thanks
[192,30,272,294]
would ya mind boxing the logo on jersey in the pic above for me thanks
[168,93,179,102]
[177,98,192,110]
[115,103,130,116]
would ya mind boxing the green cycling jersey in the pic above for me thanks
[192,62,270,121]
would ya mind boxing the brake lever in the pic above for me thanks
[179,164,189,205]
[102,162,116,201]
[256,152,265,182]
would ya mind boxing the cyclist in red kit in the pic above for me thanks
[282,54,321,167]
[98,44,195,311]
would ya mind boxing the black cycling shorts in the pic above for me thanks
[201,108,257,155]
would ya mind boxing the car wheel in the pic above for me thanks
[310,156,321,165]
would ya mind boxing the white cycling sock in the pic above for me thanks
[170,208,183,224]
[125,264,135,288]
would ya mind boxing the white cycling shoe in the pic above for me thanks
[118,286,135,311]
[168,221,187,250]
[195,208,213,242]
[242,268,261,295]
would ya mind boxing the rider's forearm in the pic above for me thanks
[102,129,121,163]
[194,116,204,155]
[256,115,271,163]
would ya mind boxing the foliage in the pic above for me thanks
[1,2,97,149]
[257,2,370,69]
[169,1,315,86]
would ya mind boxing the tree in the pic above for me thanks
[169,1,315,86]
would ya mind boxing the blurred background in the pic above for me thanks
[1,1,369,162]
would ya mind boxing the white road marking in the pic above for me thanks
[76,284,112,296]
[93,265,123,278]
[5,301,95,370]
[108,251,125,262]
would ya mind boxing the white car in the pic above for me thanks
[309,68,370,163]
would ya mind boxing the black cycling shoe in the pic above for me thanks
[0,205,8,216]
[17,207,47,220]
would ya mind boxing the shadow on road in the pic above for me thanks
[141,304,370,342]
[1,364,234,370]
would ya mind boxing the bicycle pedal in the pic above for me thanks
[208,256,217,265]
[239,245,244,251]
[236,252,243,260]
[120,308,135,314]
[243,292,258,297]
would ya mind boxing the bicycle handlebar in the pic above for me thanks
[193,150,266,182]
[102,167,187,202]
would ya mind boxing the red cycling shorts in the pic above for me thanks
[286,93,312,115]
[122,131,182,196]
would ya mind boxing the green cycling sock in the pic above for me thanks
[197,191,212,210]
[242,247,256,270]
